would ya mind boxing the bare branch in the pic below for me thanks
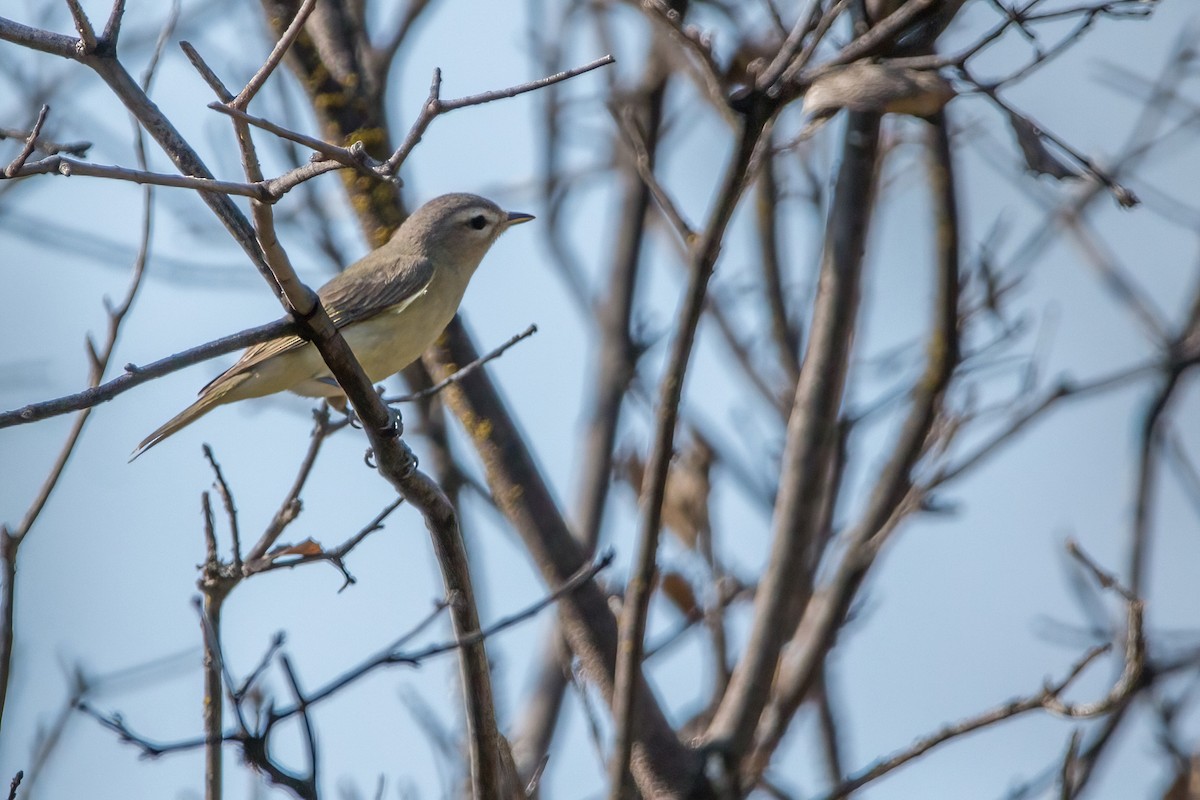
[2,104,48,177]
[232,0,319,109]
[202,446,242,567]
[384,324,538,404]
[611,103,695,243]
[706,111,881,765]
[271,550,616,721]
[382,55,615,177]
[206,102,381,180]
[0,126,90,156]
[0,318,295,429]
[7,771,22,800]
[806,541,1145,800]
[3,152,270,197]
[609,96,771,797]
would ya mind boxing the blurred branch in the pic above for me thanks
[753,0,829,93]
[611,102,694,243]
[808,540,1144,800]
[375,0,435,76]
[1164,428,1200,522]
[433,318,710,795]
[634,0,731,119]
[814,668,846,791]
[0,4,177,724]
[744,111,962,781]
[930,360,1159,487]
[0,124,90,157]
[784,0,940,92]
[963,72,1140,209]
[609,96,772,797]
[1129,228,1200,597]
[513,32,677,781]
[756,134,801,386]
[706,110,882,768]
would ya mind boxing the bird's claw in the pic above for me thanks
[362,408,415,476]
[384,404,404,439]
[363,441,418,477]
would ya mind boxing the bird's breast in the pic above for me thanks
[338,270,469,380]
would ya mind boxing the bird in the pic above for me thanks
[131,193,533,459]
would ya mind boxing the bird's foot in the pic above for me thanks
[364,438,418,477]
[362,407,416,477]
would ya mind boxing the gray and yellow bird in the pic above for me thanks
[132,193,533,459]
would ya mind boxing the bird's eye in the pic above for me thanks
[468,214,488,230]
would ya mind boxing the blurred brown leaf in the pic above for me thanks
[801,62,955,137]
[268,538,324,559]
[1163,754,1200,800]
[660,571,701,620]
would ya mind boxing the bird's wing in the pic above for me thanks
[198,254,436,397]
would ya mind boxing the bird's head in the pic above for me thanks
[404,192,534,268]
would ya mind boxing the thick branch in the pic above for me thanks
[705,111,882,763]
[747,112,961,777]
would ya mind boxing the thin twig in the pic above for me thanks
[247,407,347,563]
[179,40,233,101]
[202,446,241,566]
[232,0,319,109]
[609,100,771,798]
[930,361,1158,486]
[808,541,1144,800]
[235,632,285,700]
[0,126,90,156]
[384,324,537,404]
[376,0,434,74]
[206,103,381,179]
[247,497,406,591]
[3,104,48,177]
[278,655,319,792]
[1058,729,1083,800]
[382,55,615,177]
[611,103,694,243]
[86,550,614,765]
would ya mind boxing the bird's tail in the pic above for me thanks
[129,378,244,461]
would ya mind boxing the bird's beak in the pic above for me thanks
[505,211,535,226]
